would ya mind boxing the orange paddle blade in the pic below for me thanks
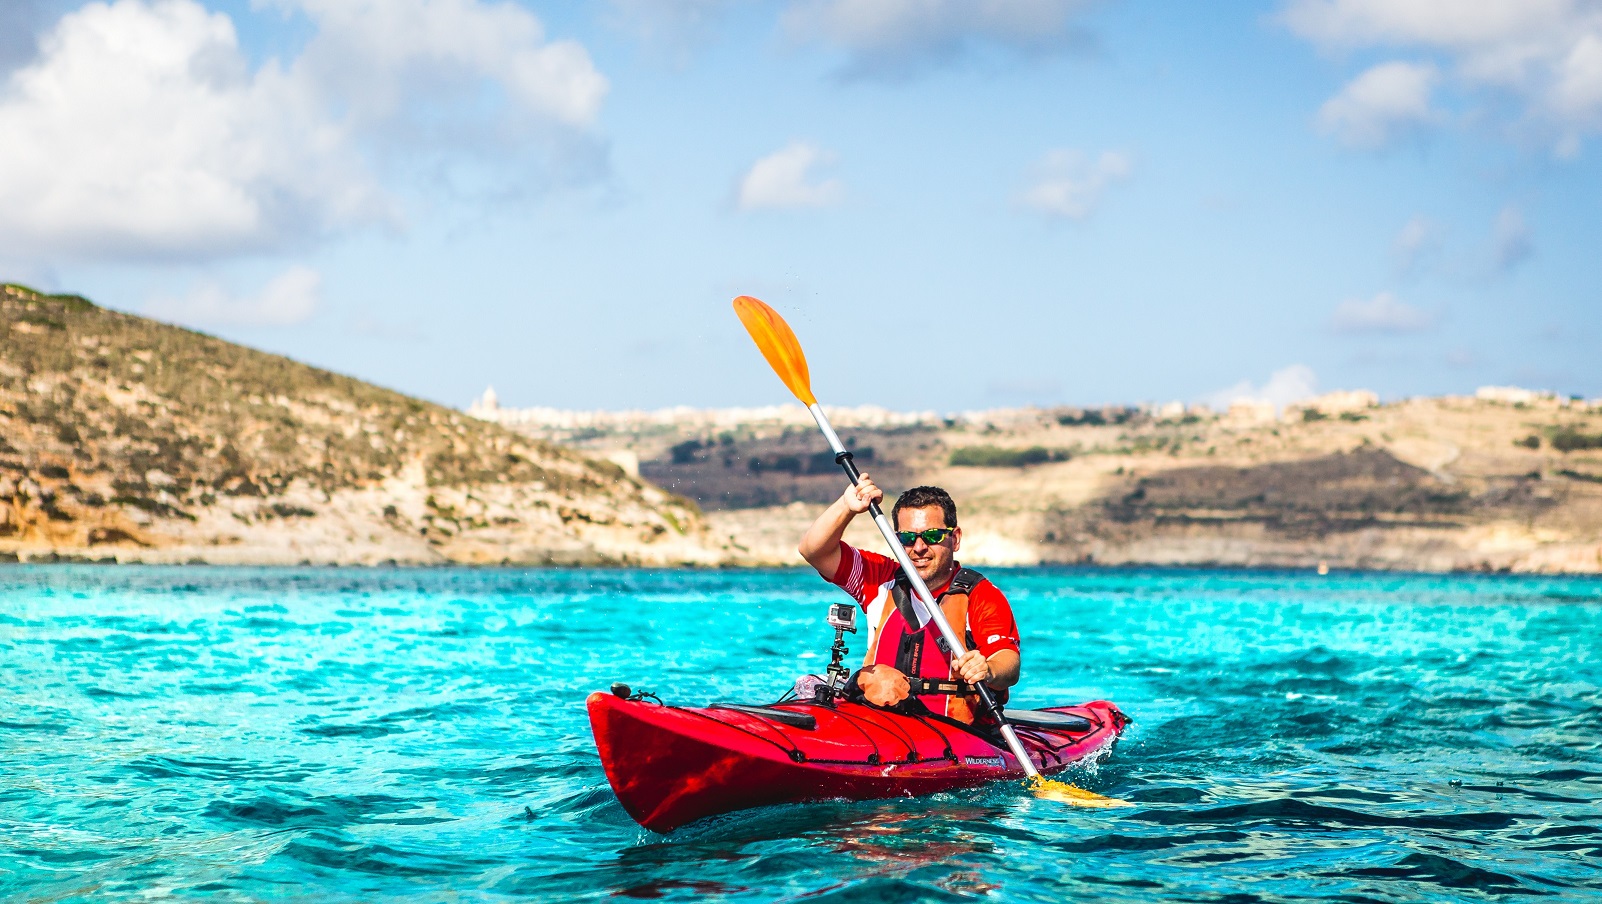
[1026,775,1132,808]
[733,296,816,406]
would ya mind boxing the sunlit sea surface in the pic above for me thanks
[3,566,1601,902]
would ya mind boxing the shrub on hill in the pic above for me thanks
[1055,407,1138,427]
[949,445,1067,467]
[1550,428,1602,453]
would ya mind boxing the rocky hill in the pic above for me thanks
[0,284,718,566]
[489,395,1602,574]
[8,279,1598,574]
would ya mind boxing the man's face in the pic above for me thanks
[896,504,960,584]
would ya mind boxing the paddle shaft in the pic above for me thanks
[805,403,1040,778]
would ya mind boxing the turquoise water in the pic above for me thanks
[2,566,1600,902]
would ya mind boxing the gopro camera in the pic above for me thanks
[827,603,857,632]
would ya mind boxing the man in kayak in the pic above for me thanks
[799,476,1020,724]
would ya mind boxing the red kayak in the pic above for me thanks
[588,690,1129,832]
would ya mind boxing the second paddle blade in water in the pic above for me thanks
[1027,775,1132,808]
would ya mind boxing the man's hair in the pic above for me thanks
[892,486,957,528]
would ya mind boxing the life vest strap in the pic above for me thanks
[908,677,977,696]
[888,566,987,633]
[946,567,984,596]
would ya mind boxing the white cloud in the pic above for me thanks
[1494,205,1534,269]
[1393,214,1441,274]
[0,0,384,260]
[1317,61,1440,148]
[1283,0,1602,153]
[736,142,844,211]
[783,0,1095,78]
[1329,291,1436,333]
[275,0,607,132]
[1281,0,1574,48]
[146,265,322,327]
[1553,32,1602,121]
[1017,150,1131,219]
[1203,365,1319,412]
[0,0,608,263]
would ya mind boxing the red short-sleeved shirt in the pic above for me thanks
[827,542,1021,659]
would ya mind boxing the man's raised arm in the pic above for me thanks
[798,473,883,579]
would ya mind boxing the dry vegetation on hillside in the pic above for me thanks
[6,280,1598,572]
[0,284,716,565]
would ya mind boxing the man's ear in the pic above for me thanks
[951,527,962,552]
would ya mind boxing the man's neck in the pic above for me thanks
[925,563,958,593]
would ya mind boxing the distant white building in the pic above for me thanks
[464,399,944,431]
[1226,400,1276,425]
[1476,386,1555,405]
[1284,389,1379,420]
[1312,389,1377,413]
[468,386,499,416]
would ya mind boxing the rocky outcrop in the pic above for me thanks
[0,284,721,566]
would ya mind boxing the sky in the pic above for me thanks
[2,0,1599,413]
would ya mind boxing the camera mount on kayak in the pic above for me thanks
[783,602,857,704]
[822,602,856,700]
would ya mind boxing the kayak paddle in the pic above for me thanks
[732,295,1128,808]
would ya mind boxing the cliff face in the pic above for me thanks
[0,285,719,566]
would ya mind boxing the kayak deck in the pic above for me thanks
[588,692,1128,832]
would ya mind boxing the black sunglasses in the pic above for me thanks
[896,527,956,546]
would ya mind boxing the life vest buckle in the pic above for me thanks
[908,677,977,696]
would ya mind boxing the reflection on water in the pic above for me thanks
[1,565,1599,902]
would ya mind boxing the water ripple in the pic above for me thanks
[1,565,1599,901]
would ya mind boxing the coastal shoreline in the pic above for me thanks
[6,286,1600,574]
